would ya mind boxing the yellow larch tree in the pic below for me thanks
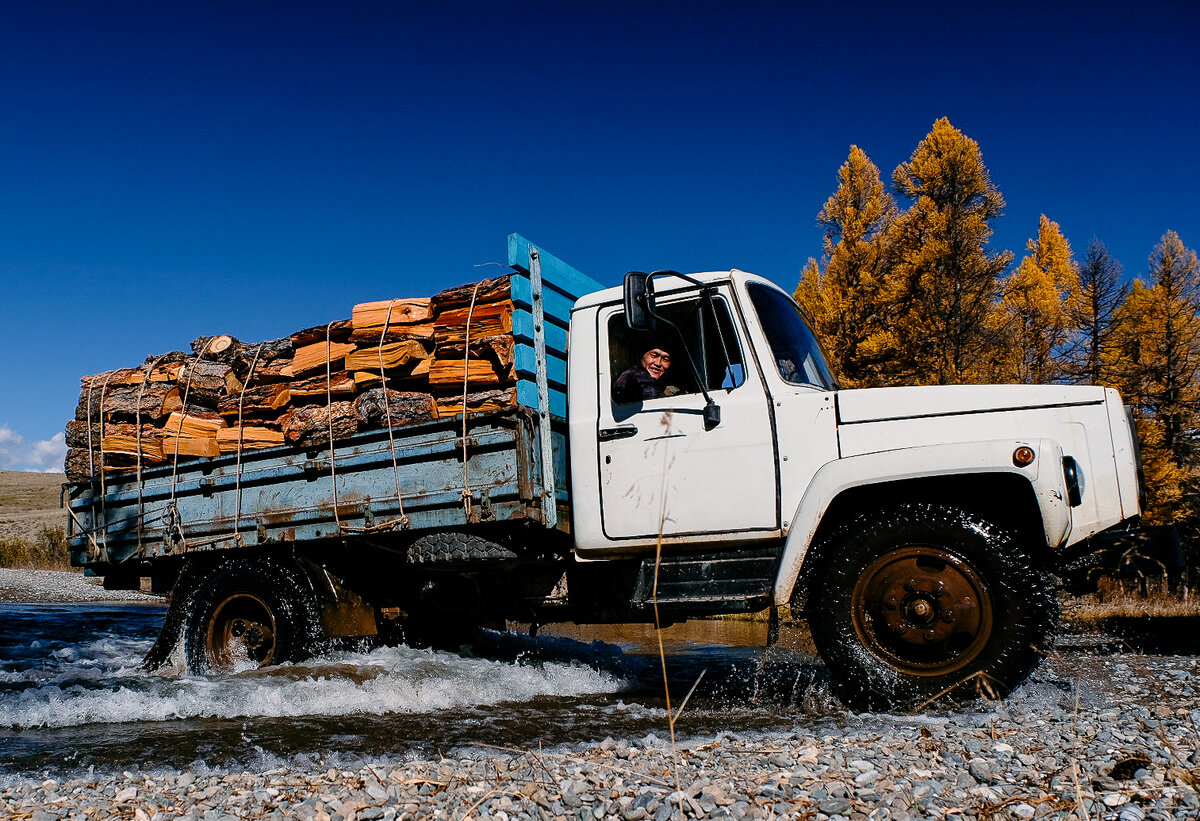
[1110,231,1200,527]
[795,145,897,387]
[885,118,1013,384]
[992,215,1078,383]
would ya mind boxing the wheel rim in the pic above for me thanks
[849,546,993,677]
[205,592,278,671]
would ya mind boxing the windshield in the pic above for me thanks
[746,283,836,390]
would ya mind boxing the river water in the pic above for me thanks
[1,604,844,778]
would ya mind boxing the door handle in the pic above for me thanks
[598,425,638,442]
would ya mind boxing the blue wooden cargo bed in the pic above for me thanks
[67,234,603,570]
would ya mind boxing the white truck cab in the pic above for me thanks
[566,269,1141,707]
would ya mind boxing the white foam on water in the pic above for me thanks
[0,643,625,729]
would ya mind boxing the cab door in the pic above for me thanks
[596,288,779,541]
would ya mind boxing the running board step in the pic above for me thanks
[630,545,782,610]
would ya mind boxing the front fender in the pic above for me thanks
[772,438,1071,605]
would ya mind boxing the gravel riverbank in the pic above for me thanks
[2,650,1198,819]
[3,569,1198,819]
[0,568,161,604]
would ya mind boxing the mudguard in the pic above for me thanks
[772,438,1071,605]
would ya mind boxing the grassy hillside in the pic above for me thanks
[0,470,69,568]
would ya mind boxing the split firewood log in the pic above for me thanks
[251,358,295,384]
[66,420,143,449]
[190,335,249,366]
[215,426,285,453]
[427,357,511,387]
[286,370,357,400]
[230,337,295,381]
[348,322,435,345]
[430,276,510,312]
[101,429,166,461]
[435,387,517,417]
[65,420,102,449]
[100,361,186,385]
[286,340,357,378]
[281,402,358,447]
[291,320,354,347]
[163,411,226,437]
[65,448,102,482]
[177,361,234,406]
[344,339,431,372]
[79,369,143,391]
[216,384,293,419]
[353,388,436,427]
[435,334,514,368]
[351,358,432,389]
[93,384,182,421]
[433,302,514,345]
[351,298,433,328]
[161,435,220,459]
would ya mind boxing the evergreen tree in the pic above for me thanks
[794,146,897,387]
[993,215,1078,383]
[1064,238,1129,386]
[886,118,1013,384]
[1111,231,1200,525]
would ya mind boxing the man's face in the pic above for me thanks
[641,348,671,379]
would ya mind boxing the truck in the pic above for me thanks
[67,234,1143,710]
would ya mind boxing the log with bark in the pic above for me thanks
[435,387,517,417]
[281,403,359,448]
[429,276,510,312]
[353,388,436,427]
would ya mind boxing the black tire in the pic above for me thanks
[805,502,1057,711]
[408,531,518,565]
[182,558,323,674]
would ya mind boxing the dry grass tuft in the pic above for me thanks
[1060,589,1200,622]
[0,525,71,570]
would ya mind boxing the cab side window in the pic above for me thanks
[608,295,744,405]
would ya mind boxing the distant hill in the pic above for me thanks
[0,470,66,542]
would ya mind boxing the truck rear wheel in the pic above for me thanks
[806,502,1056,711]
[183,558,322,674]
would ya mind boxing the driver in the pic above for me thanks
[613,342,673,402]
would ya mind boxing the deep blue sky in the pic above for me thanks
[1,1,1197,470]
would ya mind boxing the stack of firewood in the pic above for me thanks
[64,276,519,481]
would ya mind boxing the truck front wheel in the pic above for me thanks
[183,558,323,674]
[806,502,1056,711]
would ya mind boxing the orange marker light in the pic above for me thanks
[1012,446,1036,467]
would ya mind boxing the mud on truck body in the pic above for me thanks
[68,234,1142,709]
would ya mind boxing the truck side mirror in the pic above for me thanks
[623,271,656,331]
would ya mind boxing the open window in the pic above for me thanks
[608,293,744,405]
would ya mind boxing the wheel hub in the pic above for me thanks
[851,546,993,677]
[206,593,278,672]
